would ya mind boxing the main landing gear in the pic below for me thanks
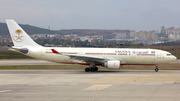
[85,67,98,72]
[155,65,159,72]
[85,61,98,72]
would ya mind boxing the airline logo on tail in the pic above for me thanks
[12,29,24,42]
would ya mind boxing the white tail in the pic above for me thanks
[6,19,41,47]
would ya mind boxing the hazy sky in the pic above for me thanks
[1,0,180,31]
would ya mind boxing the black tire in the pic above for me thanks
[85,68,89,72]
[91,68,95,72]
[155,68,158,72]
[95,67,98,71]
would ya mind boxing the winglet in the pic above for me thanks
[51,49,59,54]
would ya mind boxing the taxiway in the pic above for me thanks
[1,70,180,101]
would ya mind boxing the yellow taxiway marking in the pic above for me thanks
[160,75,171,77]
[0,75,51,92]
[83,85,111,90]
[127,77,150,79]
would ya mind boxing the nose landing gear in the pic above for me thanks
[155,66,158,72]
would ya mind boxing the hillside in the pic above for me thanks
[0,22,63,35]
[0,22,130,38]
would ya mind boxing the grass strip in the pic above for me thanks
[0,51,32,59]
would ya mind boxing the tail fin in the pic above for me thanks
[6,19,41,47]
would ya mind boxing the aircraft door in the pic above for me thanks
[157,51,161,59]
[131,52,136,58]
[41,48,45,56]
[78,50,83,55]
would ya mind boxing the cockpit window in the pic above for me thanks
[167,54,171,56]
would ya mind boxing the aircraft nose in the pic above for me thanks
[173,56,177,61]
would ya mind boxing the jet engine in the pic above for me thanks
[103,60,121,69]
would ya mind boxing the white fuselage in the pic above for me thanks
[20,47,176,66]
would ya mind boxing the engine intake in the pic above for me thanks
[103,60,121,69]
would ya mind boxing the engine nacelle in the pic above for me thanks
[103,60,121,69]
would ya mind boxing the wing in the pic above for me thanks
[51,49,122,63]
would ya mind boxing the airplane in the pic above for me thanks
[6,19,177,72]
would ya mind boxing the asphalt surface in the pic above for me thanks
[0,59,179,66]
[1,70,180,101]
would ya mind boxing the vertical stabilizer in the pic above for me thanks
[6,19,41,47]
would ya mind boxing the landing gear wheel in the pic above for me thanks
[85,68,90,72]
[155,65,159,72]
[95,67,98,71]
[91,68,95,72]
[155,68,158,72]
